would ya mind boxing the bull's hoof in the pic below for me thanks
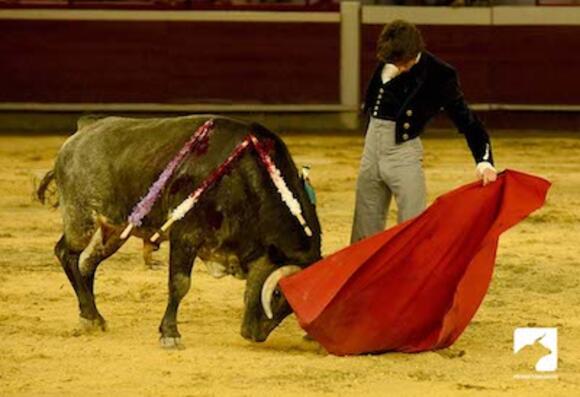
[160,336,185,350]
[77,316,107,333]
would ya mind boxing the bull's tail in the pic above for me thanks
[36,169,59,207]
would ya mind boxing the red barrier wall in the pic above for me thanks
[0,19,340,104]
[490,26,580,105]
[1,9,580,108]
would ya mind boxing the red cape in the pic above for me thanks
[280,170,550,355]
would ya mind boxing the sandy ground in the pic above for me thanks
[0,128,579,396]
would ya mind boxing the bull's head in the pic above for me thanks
[241,257,301,342]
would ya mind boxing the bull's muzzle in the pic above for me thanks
[260,265,302,319]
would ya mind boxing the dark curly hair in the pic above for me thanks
[376,20,425,64]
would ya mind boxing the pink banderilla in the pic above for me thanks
[120,119,215,240]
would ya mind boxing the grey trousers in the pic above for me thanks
[350,117,426,243]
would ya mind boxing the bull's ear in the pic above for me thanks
[267,245,287,265]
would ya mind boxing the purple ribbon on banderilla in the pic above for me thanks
[120,119,215,239]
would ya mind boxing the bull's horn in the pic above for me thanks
[261,265,302,320]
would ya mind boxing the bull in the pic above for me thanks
[38,115,321,347]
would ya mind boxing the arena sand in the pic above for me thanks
[0,130,578,396]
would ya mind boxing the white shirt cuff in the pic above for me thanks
[476,161,496,176]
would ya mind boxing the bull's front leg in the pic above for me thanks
[159,235,196,349]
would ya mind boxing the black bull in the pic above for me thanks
[38,115,321,347]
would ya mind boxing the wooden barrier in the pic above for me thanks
[1,4,579,122]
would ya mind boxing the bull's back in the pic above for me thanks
[55,115,249,223]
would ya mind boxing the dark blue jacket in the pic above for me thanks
[363,51,493,165]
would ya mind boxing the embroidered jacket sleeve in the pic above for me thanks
[441,70,494,165]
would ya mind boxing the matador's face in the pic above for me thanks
[394,57,418,73]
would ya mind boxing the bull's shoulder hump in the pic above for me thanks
[79,114,227,132]
[65,114,228,149]
[66,115,252,153]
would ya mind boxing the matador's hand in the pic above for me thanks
[480,168,497,186]
[476,162,497,186]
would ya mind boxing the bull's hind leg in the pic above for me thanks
[159,236,197,349]
[56,225,126,332]
[78,226,125,294]
[55,235,106,331]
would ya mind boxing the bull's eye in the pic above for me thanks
[273,289,281,299]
